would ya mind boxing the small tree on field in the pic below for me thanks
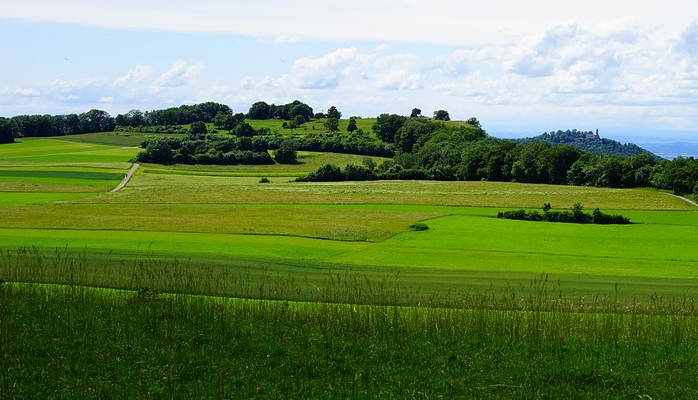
[433,109,450,121]
[326,106,342,119]
[324,117,340,133]
[347,118,358,133]
[189,121,208,135]
[273,140,297,164]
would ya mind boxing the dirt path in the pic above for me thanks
[669,193,698,208]
[111,163,139,192]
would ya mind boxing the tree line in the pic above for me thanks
[3,100,698,200]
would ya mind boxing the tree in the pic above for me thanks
[433,110,450,121]
[0,118,20,143]
[189,121,208,135]
[465,117,481,128]
[363,157,377,171]
[347,118,358,133]
[273,140,297,164]
[394,117,437,153]
[324,118,340,133]
[410,108,422,118]
[326,105,342,119]
[79,109,115,133]
[294,114,307,127]
[248,101,271,119]
[372,113,406,143]
[288,101,314,121]
[312,164,344,181]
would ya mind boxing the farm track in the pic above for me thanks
[669,193,698,207]
[111,163,139,192]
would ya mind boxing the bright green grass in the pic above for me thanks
[0,138,140,163]
[332,212,698,278]
[2,206,698,302]
[0,168,124,186]
[0,192,97,205]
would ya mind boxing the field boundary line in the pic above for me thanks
[111,163,139,192]
[668,193,698,208]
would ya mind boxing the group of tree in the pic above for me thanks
[2,102,235,138]
[135,123,274,165]
[0,118,20,143]
[247,100,315,122]
[115,102,232,127]
[5,109,115,137]
[497,203,631,224]
[516,129,657,158]
[296,161,378,182]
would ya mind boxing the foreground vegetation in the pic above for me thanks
[3,271,698,399]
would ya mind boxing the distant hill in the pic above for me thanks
[515,129,660,159]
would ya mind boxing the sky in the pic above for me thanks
[2,0,698,144]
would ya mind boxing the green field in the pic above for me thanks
[1,135,696,302]
[3,133,698,398]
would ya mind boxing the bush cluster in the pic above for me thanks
[497,203,631,224]
[135,134,274,165]
[296,163,376,182]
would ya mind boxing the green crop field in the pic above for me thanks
[3,132,698,398]
[1,134,696,302]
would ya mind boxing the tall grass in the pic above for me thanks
[2,248,698,398]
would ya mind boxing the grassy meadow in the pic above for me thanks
[2,133,698,398]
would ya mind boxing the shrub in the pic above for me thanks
[409,222,429,231]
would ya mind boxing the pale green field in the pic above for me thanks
[0,135,697,302]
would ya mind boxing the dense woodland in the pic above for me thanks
[516,129,656,158]
[3,101,698,199]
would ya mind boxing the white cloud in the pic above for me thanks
[151,61,205,93]
[428,50,474,77]
[240,77,255,90]
[291,47,368,89]
[14,87,40,97]
[275,34,302,44]
[114,64,153,86]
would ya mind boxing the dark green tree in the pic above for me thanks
[248,101,271,119]
[288,101,314,121]
[0,117,20,143]
[189,121,208,135]
[273,140,297,164]
[294,114,307,126]
[324,118,340,133]
[433,110,450,121]
[326,105,342,119]
[410,108,422,118]
[347,118,358,133]
[466,117,481,128]
[372,113,406,143]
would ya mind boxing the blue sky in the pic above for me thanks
[2,0,698,142]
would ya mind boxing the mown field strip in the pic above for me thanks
[0,227,365,261]
[0,203,443,241]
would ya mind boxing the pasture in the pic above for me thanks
[1,136,697,303]
[3,134,698,398]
